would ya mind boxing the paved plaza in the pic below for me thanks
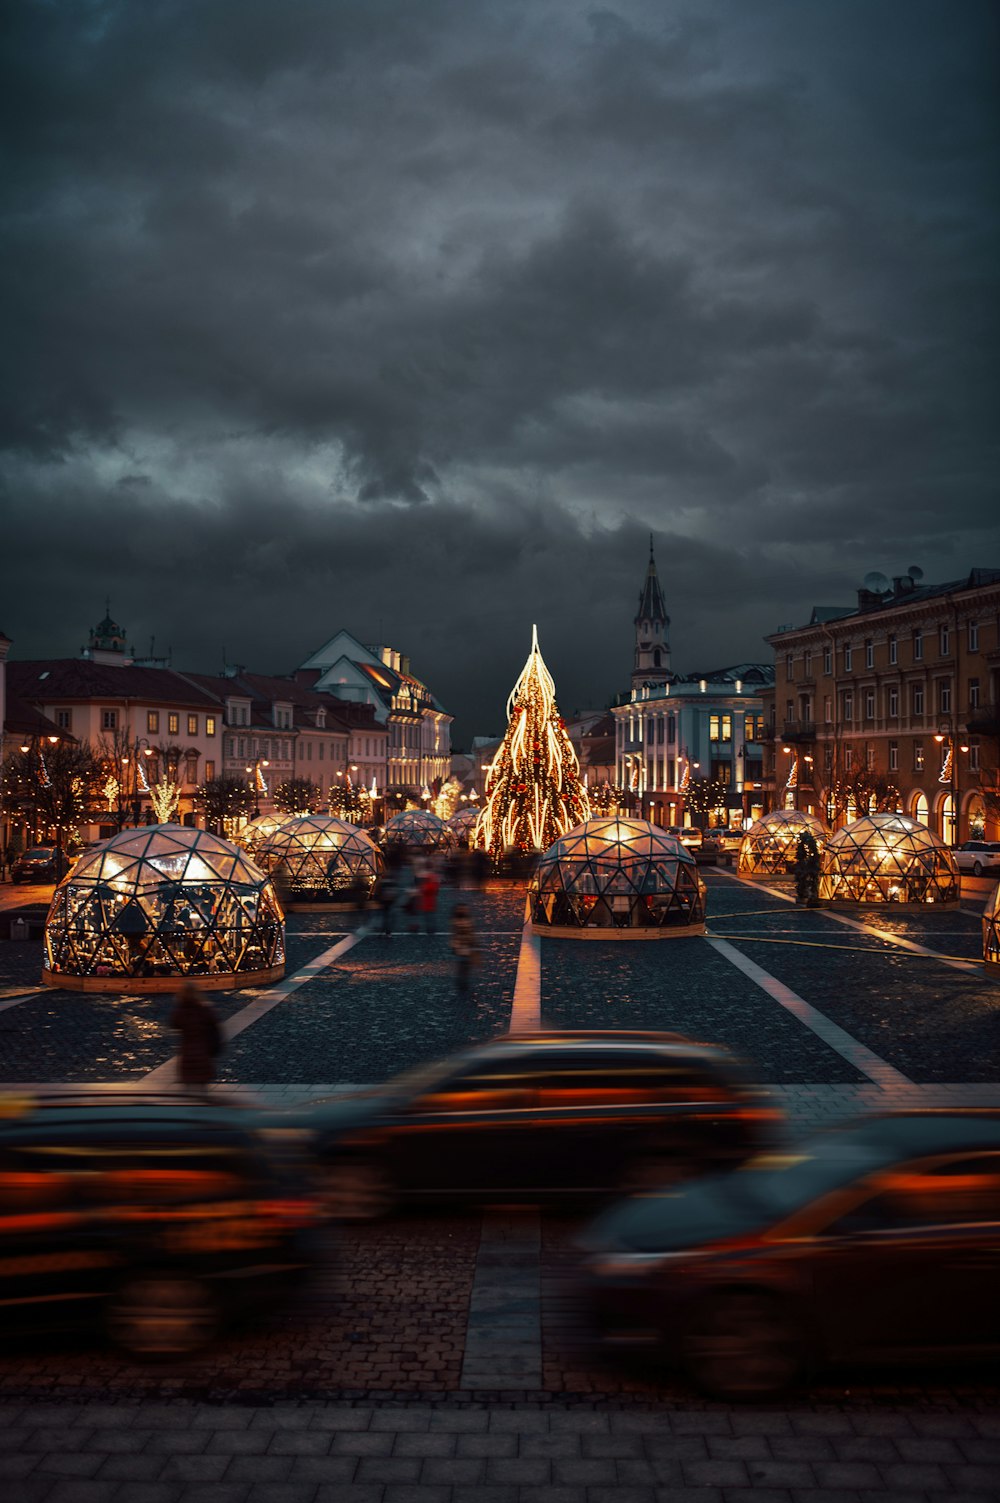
[1,869,999,1501]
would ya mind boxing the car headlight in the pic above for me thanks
[588,1249,695,1279]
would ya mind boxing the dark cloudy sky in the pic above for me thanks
[2,0,998,743]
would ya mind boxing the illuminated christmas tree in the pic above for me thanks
[476,626,590,861]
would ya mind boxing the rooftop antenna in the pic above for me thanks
[907,565,924,583]
[863,571,890,594]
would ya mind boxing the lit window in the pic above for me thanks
[168,713,179,735]
[914,742,924,771]
[206,717,216,736]
[188,715,198,736]
[147,711,159,734]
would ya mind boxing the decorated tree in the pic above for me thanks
[588,780,624,815]
[684,776,731,823]
[476,626,590,861]
[328,777,371,824]
[273,777,320,815]
[196,776,255,832]
[432,775,463,821]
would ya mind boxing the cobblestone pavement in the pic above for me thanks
[1,870,999,1498]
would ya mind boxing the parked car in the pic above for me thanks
[0,1089,325,1357]
[704,829,742,852]
[10,846,70,884]
[287,1031,782,1219]
[953,841,1000,877]
[665,826,703,851]
[579,1111,1000,1399]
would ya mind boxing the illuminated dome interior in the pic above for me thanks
[530,817,706,936]
[236,812,285,855]
[819,813,960,906]
[383,810,453,850]
[43,825,285,992]
[446,807,481,846]
[738,810,826,877]
[258,814,383,903]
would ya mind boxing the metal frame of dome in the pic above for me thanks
[383,810,454,850]
[738,811,826,878]
[446,807,481,847]
[529,817,707,938]
[42,825,285,994]
[819,813,960,908]
[235,812,285,856]
[257,813,383,909]
[983,882,1000,969]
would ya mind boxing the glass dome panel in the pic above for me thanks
[819,813,960,906]
[43,825,285,992]
[738,811,826,877]
[235,813,285,856]
[529,817,706,935]
[257,813,383,903]
[446,808,481,846]
[383,810,454,850]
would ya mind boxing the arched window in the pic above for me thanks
[911,791,929,826]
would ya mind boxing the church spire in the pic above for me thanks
[631,538,672,691]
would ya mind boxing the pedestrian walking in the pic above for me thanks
[794,830,820,907]
[417,864,441,934]
[170,982,223,1090]
[378,868,398,936]
[450,903,479,1002]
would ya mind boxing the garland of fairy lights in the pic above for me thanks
[475,625,590,860]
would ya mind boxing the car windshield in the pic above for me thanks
[599,1123,907,1253]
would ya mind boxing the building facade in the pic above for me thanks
[612,549,772,826]
[762,567,1000,842]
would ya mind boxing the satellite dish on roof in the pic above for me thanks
[863,571,890,594]
[907,565,924,582]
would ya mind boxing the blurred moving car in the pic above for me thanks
[0,1090,324,1357]
[292,1032,781,1219]
[579,1111,1000,1400]
[953,841,1000,877]
[10,846,69,884]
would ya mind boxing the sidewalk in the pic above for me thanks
[3,1399,999,1502]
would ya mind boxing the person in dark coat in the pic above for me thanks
[170,982,223,1088]
[450,904,479,1002]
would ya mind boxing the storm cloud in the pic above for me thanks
[2,0,998,739]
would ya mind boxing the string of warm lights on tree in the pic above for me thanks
[476,625,590,860]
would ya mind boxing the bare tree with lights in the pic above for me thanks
[476,625,590,862]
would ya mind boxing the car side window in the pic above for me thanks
[410,1067,531,1114]
[829,1153,1000,1233]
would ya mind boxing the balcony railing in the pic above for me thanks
[780,721,816,744]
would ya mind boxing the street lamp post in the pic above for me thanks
[934,724,968,846]
[245,757,270,819]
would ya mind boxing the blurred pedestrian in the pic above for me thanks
[450,903,479,1002]
[417,863,441,934]
[170,982,223,1089]
[378,867,399,936]
[794,831,820,907]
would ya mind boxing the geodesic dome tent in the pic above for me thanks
[447,807,481,847]
[43,825,285,993]
[529,817,707,937]
[738,811,826,878]
[819,813,960,907]
[235,812,285,856]
[983,882,1000,969]
[257,814,383,905]
[383,809,453,851]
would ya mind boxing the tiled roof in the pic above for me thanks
[8,660,222,707]
[3,695,66,738]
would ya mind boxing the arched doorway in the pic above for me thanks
[966,792,986,841]
[911,790,929,826]
[936,791,956,845]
